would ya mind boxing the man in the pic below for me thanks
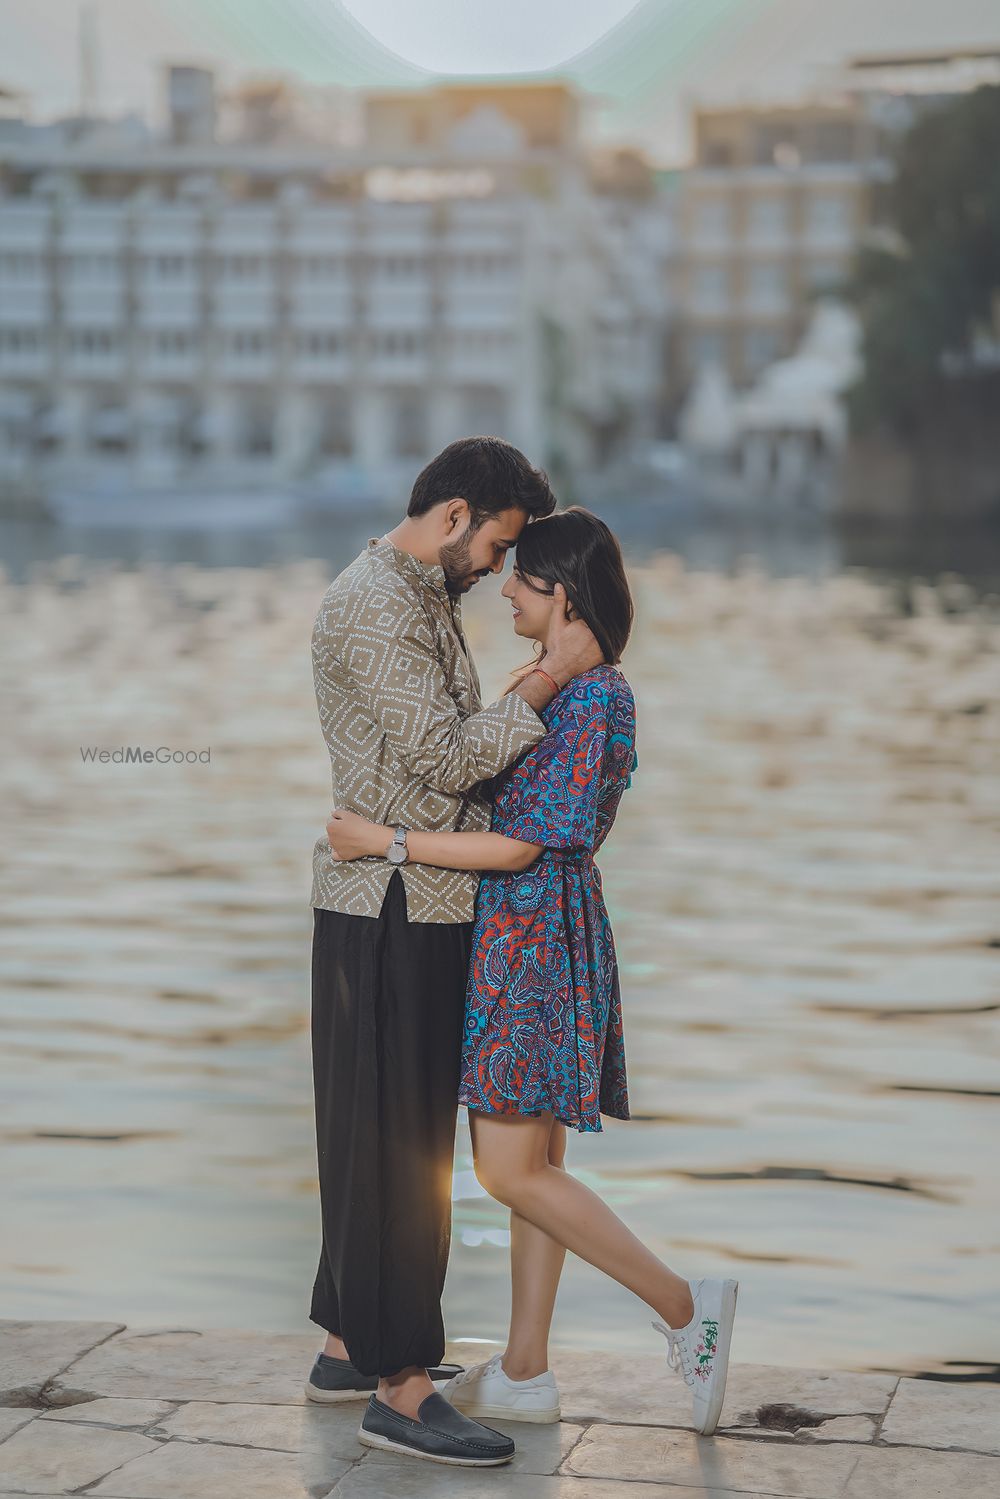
[304,436,602,1466]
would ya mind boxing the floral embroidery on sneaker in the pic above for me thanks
[693,1318,718,1381]
[653,1276,739,1439]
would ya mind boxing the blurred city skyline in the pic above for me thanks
[3,0,999,163]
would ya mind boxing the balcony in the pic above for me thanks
[0,329,48,377]
[138,330,201,381]
[442,331,517,382]
[287,207,357,253]
[440,291,518,331]
[60,206,126,253]
[63,330,125,380]
[0,286,48,324]
[212,207,281,254]
[288,291,354,329]
[366,330,430,382]
[288,331,353,381]
[134,206,206,252]
[135,289,202,328]
[62,289,126,326]
[212,287,278,329]
[365,287,434,331]
[802,194,856,250]
[0,203,54,249]
[214,331,276,382]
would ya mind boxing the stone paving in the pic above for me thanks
[1,1322,998,1497]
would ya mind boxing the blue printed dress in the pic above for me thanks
[458,665,637,1133]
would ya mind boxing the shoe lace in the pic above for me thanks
[448,1353,502,1388]
[651,1319,696,1388]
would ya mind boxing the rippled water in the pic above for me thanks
[2,529,998,1378]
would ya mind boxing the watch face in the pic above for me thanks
[387,844,405,864]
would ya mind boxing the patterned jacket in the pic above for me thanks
[309,535,547,922]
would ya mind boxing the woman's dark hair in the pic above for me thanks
[512,507,634,668]
[407,436,556,525]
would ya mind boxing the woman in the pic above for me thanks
[326,508,738,1437]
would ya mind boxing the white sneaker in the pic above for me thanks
[652,1276,738,1436]
[439,1353,561,1424]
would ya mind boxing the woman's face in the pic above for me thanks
[500,565,558,643]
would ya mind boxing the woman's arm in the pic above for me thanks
[326,809,542,872]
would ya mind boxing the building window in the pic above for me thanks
[806,193,850,235]
[743,328,782,372]
[150,329,194,357]
[753,125,800,167]
[689,330,727,370]
[320,391,352,456]
[747,196,788,237]
[448,329,512,354]
[372,331,425,358]
[0,252,42,279]
[89,401,131,452]
[69,329,117,356]
[812,121,856,164]
[390,391,427,457]
[446,252,515,278]
[0,328,43,353]
[461,386,508,434]
[693,198,730,238]
[805,256,847,291]
[220,254,267,278]
[230,330,271,358]
[298,255,346,280]
[372,254,424,278]
[64,252,119,280]
[298,331,343,358]
[238,399,274,456]
[154,253,187,279]
[694,265,728,304]
[701,139,733,167]
[747,262,785,303]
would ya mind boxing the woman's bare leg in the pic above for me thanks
[470,1109,694,1329]
[502,1117,567,1379]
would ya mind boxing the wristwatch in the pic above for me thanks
[386,825,409,865]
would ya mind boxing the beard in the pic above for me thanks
[439,526,488,596]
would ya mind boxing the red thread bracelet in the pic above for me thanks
[532,667,560,695]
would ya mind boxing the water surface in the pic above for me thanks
[1,515,998,1378]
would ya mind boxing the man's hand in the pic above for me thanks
[535,583,603,688]
[326,809,389,861]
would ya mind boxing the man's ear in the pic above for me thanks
[444,497,468,532]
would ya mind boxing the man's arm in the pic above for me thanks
[336,585,547,796]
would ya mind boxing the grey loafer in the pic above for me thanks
[358,1390,515,1465]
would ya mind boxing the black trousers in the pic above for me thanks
[309,869,474,1377]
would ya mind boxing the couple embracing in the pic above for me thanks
[303,437,738,1466]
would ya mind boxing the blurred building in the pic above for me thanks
[669,47,1000,400]
[669,99,887,394]
[0,71,667,503]
[840,45,1000,128]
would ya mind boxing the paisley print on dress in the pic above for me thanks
[459,665,637,1133]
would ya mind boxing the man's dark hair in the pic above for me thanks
[407,436,556,525]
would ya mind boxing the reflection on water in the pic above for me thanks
[1,514,998,1378]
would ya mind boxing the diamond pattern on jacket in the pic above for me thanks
[309,537,546,924]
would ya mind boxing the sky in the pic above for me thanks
[3,0,999,163]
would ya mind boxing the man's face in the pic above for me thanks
[438,506,528,596]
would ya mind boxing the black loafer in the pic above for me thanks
[358,1390,515,1466]
[305,1353,465,1404]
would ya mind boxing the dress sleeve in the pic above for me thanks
[497,679,610,851]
